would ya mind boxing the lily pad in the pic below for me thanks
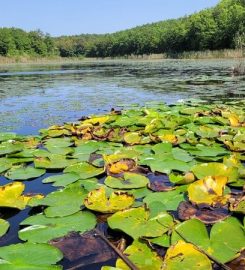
[44,137,73,148]
[191,162,238,182]
[105,172,149,189]
[19,211,96,243]
[171,217,245,263]
[5,166,46,180]
[0,182,42,210]
[108,207,174,239]
[42,173,80,187]
[64,162,104,179]
[84,187,134,213]
[162,240,212,270]
[143,187,186,211]
[34,155,76,169]
[0,132,16,142]
[0,219,9,237]
[0,243,63,269]
[116,240,163,270]
[0,158,12,173]
[187,176,229,205]
[29,182,88,217]
[0,141,23,156]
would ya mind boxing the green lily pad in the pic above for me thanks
[0,141,23,156]
[29,182,88,217]
[0,243,63,269]
[84,187,134,213]
[143,187,186,211]
[0,132,17,142]
[146,158,192,174]
[42,173,80,187]
[191,162,238,182]
[64,162,104,179]
[45,146,74,155]
[171,217,245,263]
[5,166,46,180]
[162,240,212,270]
[152,142,172,154]
[116,240,163,270]
[34,155,77,169]
[108,207,174,239]
[0,158,12,173]
[19,211,96,243]
[44,137,73,148]
[0,219,9,237]
[105,173,149,189]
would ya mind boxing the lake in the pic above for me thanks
[1,59,245,135]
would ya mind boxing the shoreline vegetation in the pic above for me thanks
[0,0,244,62]
[0,49,244,66]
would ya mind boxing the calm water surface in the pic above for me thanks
[1,59,245,134]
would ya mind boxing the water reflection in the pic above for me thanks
[0,59,244,134]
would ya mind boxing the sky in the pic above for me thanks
[0,0,220,36]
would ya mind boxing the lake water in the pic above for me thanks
[1,59,245,134]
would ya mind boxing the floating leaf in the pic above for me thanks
[124,132,142,145]
[0,132,16,142]
[34,155,76,169]
[191,162,238,182]
[116,240,163,270]
[51,231,117,267]
[84,187,134,213]
[29,182,88,217]
[0,182,42,210]
[0,219,9,237]
[0,243,63,269]
[64,162,104,179]
[42,173,80,187]
[19,211,96,243]
[4,166,46,180]
[162,240,212,270]
[105,173,149,189]
[187,176,229,205]
[178,201,230,224]
[0,141,23,156]
[44,137,73,148]
[0,158,12,173]
[143,187,186,211]
[107,159,136,174]
[171,217,245,263]
[108,207,174,239]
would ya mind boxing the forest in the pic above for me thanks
[0,0,244,58]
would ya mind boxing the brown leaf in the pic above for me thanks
[178,201,230,224]
[50,231,117,266]
[147,173,174,192]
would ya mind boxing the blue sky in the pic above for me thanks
[0,0,220,36]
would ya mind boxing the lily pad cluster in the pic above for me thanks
[0,102,244,269]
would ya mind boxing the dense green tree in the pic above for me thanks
[0,0,244,58]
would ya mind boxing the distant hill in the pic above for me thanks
[0,0,244,58]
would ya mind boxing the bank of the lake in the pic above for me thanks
[0,49,244,65]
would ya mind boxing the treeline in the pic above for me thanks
[0,28,57,56]
[0,0,244,58]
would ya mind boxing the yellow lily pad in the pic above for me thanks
[84,187,134,213]
[0,182,43,210]
[162,240,212,270]
[188,176,229,205]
